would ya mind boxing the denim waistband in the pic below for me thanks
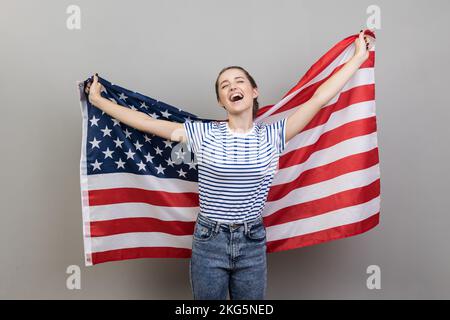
[197,213,264,235]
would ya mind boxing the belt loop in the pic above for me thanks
[244,220,248,235]
[214,221,220,234]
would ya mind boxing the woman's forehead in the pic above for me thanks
[219,68,246,82]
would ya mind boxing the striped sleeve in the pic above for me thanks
[265,118,287,154]
[183,121,213,154]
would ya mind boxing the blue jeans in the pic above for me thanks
[189,213,267,300]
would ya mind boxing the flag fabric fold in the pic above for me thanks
[78,31,380,266]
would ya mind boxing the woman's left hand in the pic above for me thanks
[353,29,371,63]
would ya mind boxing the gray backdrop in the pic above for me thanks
[1,0,449,299]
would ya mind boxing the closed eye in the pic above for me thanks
[221,80,244,89]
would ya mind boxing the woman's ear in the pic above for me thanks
[252,87,259,99]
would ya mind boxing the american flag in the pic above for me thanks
[78,31,379,266]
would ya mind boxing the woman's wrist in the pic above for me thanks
[89,94,102,107]
[351,53,368,66]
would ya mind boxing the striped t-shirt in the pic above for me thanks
[183,118,287,223]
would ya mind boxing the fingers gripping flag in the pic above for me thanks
[77,31,379,266]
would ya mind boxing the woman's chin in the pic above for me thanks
[226,102,251,114]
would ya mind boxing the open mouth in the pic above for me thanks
[229,92,244,103]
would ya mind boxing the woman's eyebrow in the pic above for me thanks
[220,76,245,86]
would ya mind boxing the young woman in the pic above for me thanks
[85,30,371,300]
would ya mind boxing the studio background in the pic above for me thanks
[1,0,449,299]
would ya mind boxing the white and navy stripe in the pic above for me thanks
[183,118,287,223]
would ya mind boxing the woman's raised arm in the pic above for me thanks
[85,74,187,143]
[285,30,372,142]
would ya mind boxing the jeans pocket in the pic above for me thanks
[193,223,215,242]
[245,223,266,241]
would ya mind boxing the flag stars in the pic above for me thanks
[144,134,152,143]
[124,128,132,139]
[161,109,171,118]
[165,157,175,167]
[125,149,136,160]
[187,161,197,170]
[89,115,100,127]
[85,87,203,179]
[89,137,101,149]
[115,158,126,169]
[113,137,124,148]
[155,164,166,175]
[150,112,160,119]
[154,146,163,156]
[136,161,147,171]
[144,152,154,163]
[176,168,187,178]
[133,140,143,151]
[102,147,114,159]
[175,149,186,159]
[90,159,103,171]
[163,139,173,148]
[101,125,112,137]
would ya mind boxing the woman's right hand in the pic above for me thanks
[84,73,103,105]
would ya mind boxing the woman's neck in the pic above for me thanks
[227,117,254,133]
